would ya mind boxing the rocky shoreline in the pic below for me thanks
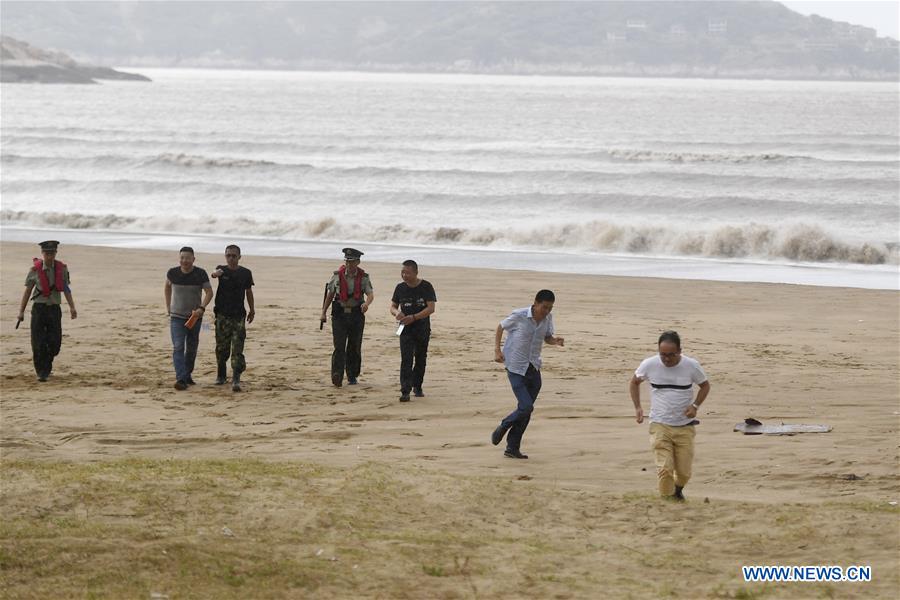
[0,36,149,84]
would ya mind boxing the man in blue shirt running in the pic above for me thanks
[491,289,565,459]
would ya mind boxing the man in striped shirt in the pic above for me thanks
[165,247,213,391]
[630,330,711,500]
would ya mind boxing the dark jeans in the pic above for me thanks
[31,303,62,376]
[331,308,365,381]
[501,364,542,453]
[399,325,430,393]
[170,316,202,383]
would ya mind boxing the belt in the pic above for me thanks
[333,303,362,314]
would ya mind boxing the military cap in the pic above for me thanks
[39,240,60,251]
[342,247,364,260]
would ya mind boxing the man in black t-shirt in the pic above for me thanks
[390,260,437,402]
[210,244,255,392]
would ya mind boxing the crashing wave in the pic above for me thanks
[148,153,283,168]
[597,149,798,164]
[2,210,895,266]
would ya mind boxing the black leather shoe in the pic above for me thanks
[185,377,196,386]
[491,426,507,446]
[413,387,424,397]
[399,392,410,402]
[174,380,187,391]
[347,377,358,385]
[504,449,528,459]
[331,373,342,387]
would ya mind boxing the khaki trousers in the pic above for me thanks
[649,422,695,496]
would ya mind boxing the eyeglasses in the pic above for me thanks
[659,351,680,359]
[225,254,239,258]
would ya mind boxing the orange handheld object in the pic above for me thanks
[185,311,199,329]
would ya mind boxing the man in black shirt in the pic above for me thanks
[390,260,437,402]
[210,244,255,392]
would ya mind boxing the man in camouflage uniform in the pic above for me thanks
[320,248,373,387]
[211,244,255,392]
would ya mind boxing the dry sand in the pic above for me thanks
[2,241,898,598]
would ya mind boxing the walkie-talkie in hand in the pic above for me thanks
[320,284,328,330]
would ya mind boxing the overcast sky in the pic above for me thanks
[782,1,899,39]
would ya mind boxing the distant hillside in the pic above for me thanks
[0,36,150,83]
[1,1,897,80]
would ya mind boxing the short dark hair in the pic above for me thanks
[658,330,681,349]
[402,259,418,271]
[535,289,555,303]
[226,244,241,255]
[179,246,195,255]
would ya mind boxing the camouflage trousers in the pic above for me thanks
[215,315,247,375]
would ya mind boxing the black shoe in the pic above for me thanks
[347,376,358,385]
[37,373,48,382]
[504,449,528,459]
[413,387,424,397]
[491,426,507,446]
[232,383,242,392]
[215,376,226,385]
[174,380,188,391]
[331,373,342,387]
[399,392,410,402]
[185,377,196,386]
[674,486,686,501]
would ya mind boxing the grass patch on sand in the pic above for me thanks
[1,459,897,599]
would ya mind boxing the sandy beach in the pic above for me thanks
[2,240,898,598]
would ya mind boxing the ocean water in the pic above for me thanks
[2,69,898,288]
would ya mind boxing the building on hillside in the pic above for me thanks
[708,18,728,34]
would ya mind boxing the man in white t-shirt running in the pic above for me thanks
[629,330,711,501]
